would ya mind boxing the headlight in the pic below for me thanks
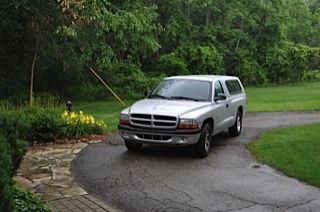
[119,114,129,125]
[178,119,199,129]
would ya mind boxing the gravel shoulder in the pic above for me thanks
[71,112,320,212]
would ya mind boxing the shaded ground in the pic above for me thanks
[72,112,320,212]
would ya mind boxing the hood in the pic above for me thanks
[129,99,211,117]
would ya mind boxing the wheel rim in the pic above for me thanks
[204,132,210,152]
[237,115,241,133]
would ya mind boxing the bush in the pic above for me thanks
[13,187,51,212]
[32,93,63,108]
[1,106,107,143]
[61,111,106,138]
[19,107,65,142]
[0,137,14,212]
[266,42,311,84]
[156,53,189,76]
[303,70,320,82]
[236,59,268,86]
[0,111,28,175]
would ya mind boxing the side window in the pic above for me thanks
[226,80,242,95]
[214,81,225,96]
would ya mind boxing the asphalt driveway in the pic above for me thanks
[71,112,320,212]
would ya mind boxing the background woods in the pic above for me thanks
[1,0,320,100]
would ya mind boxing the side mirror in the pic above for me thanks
[144,90,151,98]
[214,94,227,102]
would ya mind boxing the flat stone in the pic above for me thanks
[43,180,72,188]
[72,148,83,154]
[26,167,52,180]
[52,167,71,180]
[72,143,88,149]
[13,176,37,189]
[61,185,88,197]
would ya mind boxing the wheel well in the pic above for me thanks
[202,118,214,134]
[238,106,243,115]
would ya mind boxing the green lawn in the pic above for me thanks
[74,101,134,132]
[248,123,320,187]
[246,82,320,112]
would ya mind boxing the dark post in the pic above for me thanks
[66,100,72,114]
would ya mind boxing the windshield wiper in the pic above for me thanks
[148,94,170,99]
[169,96,200,101]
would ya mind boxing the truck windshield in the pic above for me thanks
[149,79,212,102]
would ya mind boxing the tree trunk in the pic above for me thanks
[235,38,241,52]
[29,38,39,106]
[206,10,211,26]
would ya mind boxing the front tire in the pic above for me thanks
[195,123,212,158]
[125,140,142,152]
[228,110,242,137]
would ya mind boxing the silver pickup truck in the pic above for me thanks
[118,75,246,157]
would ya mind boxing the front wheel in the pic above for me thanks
[228,110,242,137]
[195,123,212,158]
[125,140,143,152]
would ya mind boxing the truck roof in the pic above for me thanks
[165,75,239,82]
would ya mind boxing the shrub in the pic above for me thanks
[0,111,28,175]
[13,187,51,212]
[266,42,310,84]
[236,59,268,86]
[32,93,63,108]
[177,43,225,75]
[303,70,320,82]
[61,111,106,138]
[156,53,189,76]
[0,137,14,212]
[19,107,65,142]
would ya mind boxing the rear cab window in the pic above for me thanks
[225,80,243,95]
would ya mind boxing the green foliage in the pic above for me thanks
[111,61,164,98]
[31,94,64,108]
[74,101,134,133]
[303,70,320,82]
[61,111,106,138]
[19,108,65,142]
[266,42,311,84]
[0,111,28,175]
[1,96,107,143]
[236,59,268,86]
[156,53,189,76]
[0,137,14,212]
[1,0,320,100]
[177,44,224,75]
[13,187,51,212]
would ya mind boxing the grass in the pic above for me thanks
[74,100,134,132]
[246,82,320,112]
[248,123,320,187]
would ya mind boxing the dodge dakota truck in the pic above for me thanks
[118,75,246,157]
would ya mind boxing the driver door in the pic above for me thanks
[213,81,229,133]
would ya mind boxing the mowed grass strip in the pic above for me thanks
[248,123,320,187]
[74,101,134,132]
[246,82,320,112]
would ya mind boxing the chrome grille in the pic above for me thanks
[130,113,177,129]
[136,133,172,141]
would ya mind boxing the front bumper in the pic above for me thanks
[118,125,201,145]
